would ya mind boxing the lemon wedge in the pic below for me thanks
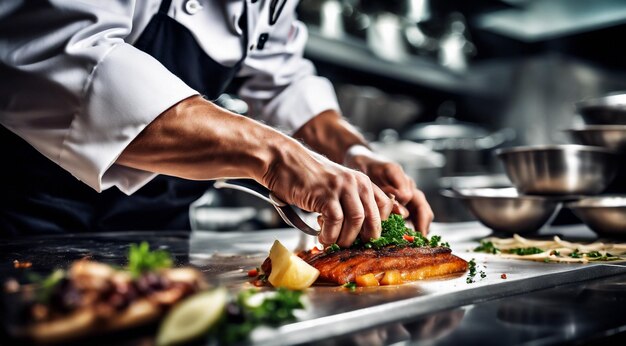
[156,287,228,346]
[268,240,320,290]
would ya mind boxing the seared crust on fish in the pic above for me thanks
[262,246,467,285]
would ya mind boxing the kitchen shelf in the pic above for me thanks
[304,27,491,95]
[477,0,626,42]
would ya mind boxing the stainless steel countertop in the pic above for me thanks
[189,222,626,345]
[2,223,624,345]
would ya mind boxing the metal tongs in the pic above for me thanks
[213,179,321,236]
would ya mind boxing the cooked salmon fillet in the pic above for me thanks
[262,246,467,285]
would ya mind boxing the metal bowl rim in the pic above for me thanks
[441,188,560,202]
[567,196,626,209]
[564,125,626,132]
[575,94,626,110]
[495,144,616,156]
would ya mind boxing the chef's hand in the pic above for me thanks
[262,148,394,248]
[117,96,392,247]
[344,145,434,235]
[293,110,433,235]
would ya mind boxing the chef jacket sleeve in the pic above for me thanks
[237,11,340,134]
[0,1,198,195]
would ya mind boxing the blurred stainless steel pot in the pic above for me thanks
[566,125,626,153]
[567,197,626,237]
[496,145,618,195]
[402,117,515,175]
[442,188,561,234]
[576,93,626,125]
[438,173,513,222]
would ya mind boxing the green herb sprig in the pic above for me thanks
[342,282,357,292]
[474,241,500,254]
[127,242,172,278]
[29,269,65,304]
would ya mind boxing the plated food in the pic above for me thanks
[6,242,205,344]
[259,214,468,288]
[474,234,626,263]
[4,242,308,346]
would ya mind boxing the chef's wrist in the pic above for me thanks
[343,144,374,166]
[293,109,369,164]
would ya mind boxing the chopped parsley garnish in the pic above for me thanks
[355,214,446,250]
[342,282,357,292]
[585,251,619,261]
[218,288,304,343]
[127,242,172,278]
[570,249,582,258]
[367,214,417,249]
[474,241,500,254]
[325,243,341,253]
[474,239,624,262]
[466,258,477,284]
[429,235,442,247]
[466,259,487,283]
[587,251,602,258]
[509,247,544,256]
[475,242,543,256]
[321,215,451,252]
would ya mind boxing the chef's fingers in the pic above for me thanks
[359,182,384,242]
[391,201,410,219]
[318,200,344,246]
[407,188,434,236]
[381,164,414,204]
[336,183,366,248]
[372,183,394,221]
[380,183,413,206]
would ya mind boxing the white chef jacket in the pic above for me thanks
[0,0,339,195]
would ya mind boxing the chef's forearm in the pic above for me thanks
[293,110,369,164]
[117,95,286,183]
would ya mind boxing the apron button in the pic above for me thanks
[184,0,203,15]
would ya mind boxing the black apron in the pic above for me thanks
[0,0,248,237]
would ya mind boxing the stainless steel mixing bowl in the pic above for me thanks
[576,94,626,125]
[567,197,626,236]
[496,145,618,195]
[442,188,561,234]
[566,125,626,153]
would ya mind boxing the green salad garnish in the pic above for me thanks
[218,288,304,343]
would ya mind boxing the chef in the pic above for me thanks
[0,0,433,246]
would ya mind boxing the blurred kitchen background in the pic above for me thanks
[193,0,626,230]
